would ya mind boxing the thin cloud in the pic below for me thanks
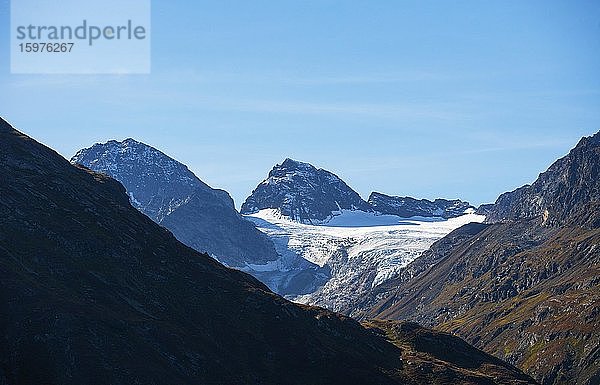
[208,98,471,121]
[457,139,574,154]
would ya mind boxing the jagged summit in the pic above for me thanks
[578,129,600,146]
[72,138,278,268]
[72,138,217,220]
[484,130,600,226]
[280,157,316,170]
[241,158,372,224]
[368,192,474,219]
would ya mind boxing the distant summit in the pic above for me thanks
[241,158,372,224]
[242,158,477,223]
[368,192,474,219]
[72,139,278,268]
[72,138,227,221]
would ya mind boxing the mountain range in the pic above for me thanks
[236,134,600,384]
[240,158,482,310]
[71,139,327,296]
[368,192,475,219]
[72,144,477,304]
[9,115,597,385]
[361,132,600,385]
[241,158,474,223]
[0,117,538,384]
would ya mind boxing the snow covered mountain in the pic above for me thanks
[241,158,372,224]
[72,141,329,296]
[71,139,279,268]
[369,192,474,219]
[242,158,474,224]
[72,148,483,306]
[242,159,484,311]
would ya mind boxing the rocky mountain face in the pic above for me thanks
[475,203,495,215]
[484,132,600,226]
[241,158,372,224]
[0,117,537,385]
[242,159,475,223]
[369,192,474,219]
[364,132,600,385]
[71,139,278,269]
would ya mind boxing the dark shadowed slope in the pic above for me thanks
[0,117,535,385]
[367,132,600,385]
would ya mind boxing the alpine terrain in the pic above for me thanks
[364,131,600,385]
[242,159,483,312]
[0,117,538,384]
[72,140,326,295]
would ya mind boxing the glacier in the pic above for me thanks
[245,208,485,312]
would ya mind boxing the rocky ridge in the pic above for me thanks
[364,131,600,385]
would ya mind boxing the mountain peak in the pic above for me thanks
[242,160,371,223]
[72,139,209,221]
[72,139,279,268]
[104,138,158,152]
[576,130,600,147]
[281,157,301,166]
[278,158,317,172]
[485,130,600,226]
[368,192,474,219]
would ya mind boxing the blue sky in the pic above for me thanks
[1,0,599,207]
